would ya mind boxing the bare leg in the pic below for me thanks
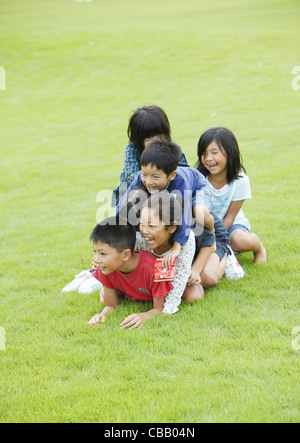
[183,284,204,304]
[230,230,267,264]
[201,253,226,288]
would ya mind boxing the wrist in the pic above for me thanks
[173,242,182,253]
[103,305,115,314]
[144,308,162,319]
[192,263,203,274]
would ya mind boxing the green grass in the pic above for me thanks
[0,0,299,423]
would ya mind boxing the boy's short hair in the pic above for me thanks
[90,217,136,253]
[140,137,182,176]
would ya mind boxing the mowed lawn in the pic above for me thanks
[0,0,299,423]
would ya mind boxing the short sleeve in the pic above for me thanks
[92,269,114,289]
[151,280,173,299]
[231,173,251,202]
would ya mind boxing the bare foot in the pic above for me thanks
[254,243,267,264]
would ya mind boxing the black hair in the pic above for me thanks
[140,137,182,176]
[141,191,184,245]
[90,217,136,253]
[195,127,246,184]
[127,105,171,154]
[119,186,149,230]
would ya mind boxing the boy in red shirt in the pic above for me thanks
[88,217,172,330]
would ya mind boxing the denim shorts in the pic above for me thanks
[193,212,229,262]
[228,224,250,237]
[228,224,250,254]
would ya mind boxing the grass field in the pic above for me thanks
[0,0,299,423]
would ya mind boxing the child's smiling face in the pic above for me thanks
[141,164,176,193]
[92,241,124,275]
[139,206,176,253]
[201,140,227,176]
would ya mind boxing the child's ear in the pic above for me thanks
[122,249,132,262]
[168,171,177,182]
[169,223,178,235]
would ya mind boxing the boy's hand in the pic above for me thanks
[88,306,114,325]
[188,268,201,286]
[121,313,145,330]
[88,313,105,325]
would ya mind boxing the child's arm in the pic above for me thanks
[223,200,244,230]
[223,173,251,230]
[193,205,214,232]
[120,297,165,330]
[88,286,120,325]
[204,207,214,232]
[161,241,181,268]
[188,246,212,286]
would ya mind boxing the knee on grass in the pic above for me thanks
[230,231,267,264]
[230,230,259,253]
[201,271,220,288]
[183,284,204,304]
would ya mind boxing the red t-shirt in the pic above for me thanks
[93,251,172,302]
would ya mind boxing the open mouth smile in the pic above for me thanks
[144,236,155,245]
[206,163,218,170]
[146,186,157,193]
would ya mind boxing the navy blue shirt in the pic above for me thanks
[116,166,209,246]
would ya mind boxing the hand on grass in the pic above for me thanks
[121,313,145,330]
[88,306,114,325]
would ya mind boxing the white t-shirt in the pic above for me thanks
[205,172,251,231]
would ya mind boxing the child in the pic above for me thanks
[116,136,214,268]
[196,127,267,265]
[126,185,228,293]
[134,192,227,306]
[62,105,189,295]
[112,104,189,206]
[87,217,173,330]
[127,190,198,313]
